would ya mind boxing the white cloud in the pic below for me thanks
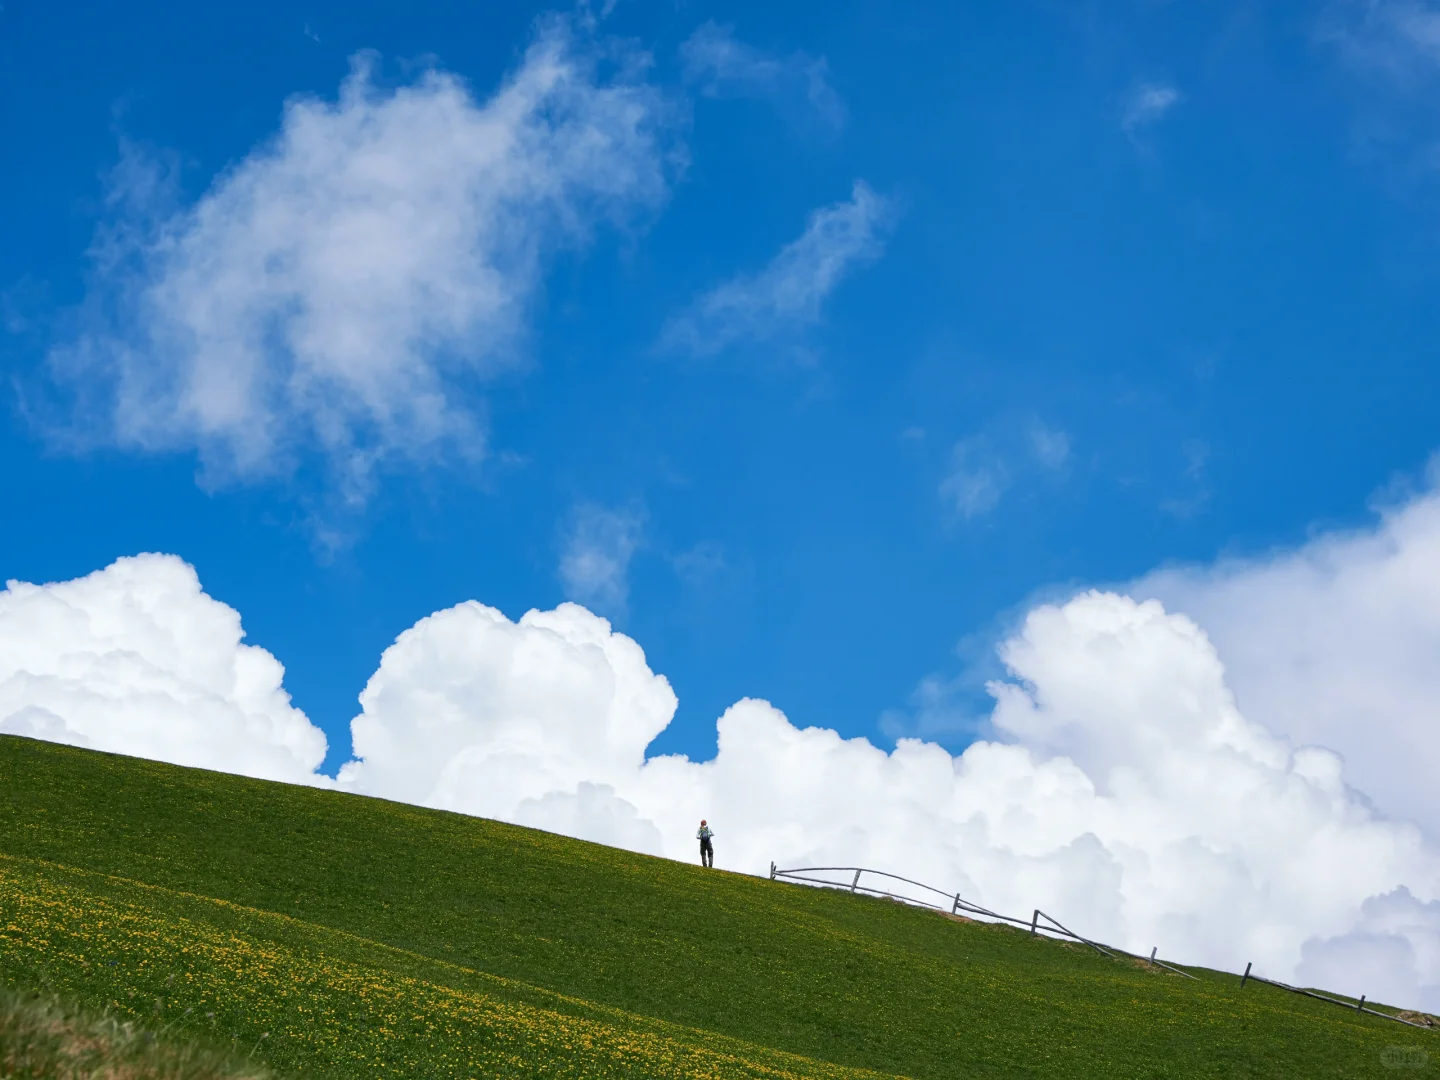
[659,182,891,358]
[1297,887,1440,1011]
[680,21,845,130]
[49,19,674,503]
[940,436,1008,518]
[0,555,326,783]
[558,502,645,617]
[10,528,1440,1011]
[1122,82,1180,135]
[1136,465,1440,838]
[335,601,675,851]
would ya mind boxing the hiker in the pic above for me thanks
[696,820,715,868]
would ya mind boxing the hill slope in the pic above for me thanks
[0,735,1430,1078]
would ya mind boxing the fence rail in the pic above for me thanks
[769,862,1434,1031]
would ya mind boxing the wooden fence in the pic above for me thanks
[769,862,1434,1032]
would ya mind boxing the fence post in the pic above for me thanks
[769,862,776,880]
[851,869,862,892]
[952,894,960,914]
[1149,947,1157,967]
[1240,962,1251,988]
[1030,910,1039,935]
[1357,995,1366,1011]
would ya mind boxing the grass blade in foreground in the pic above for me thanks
[0,984,277,1080]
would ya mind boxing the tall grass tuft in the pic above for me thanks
[0,985,278,1080]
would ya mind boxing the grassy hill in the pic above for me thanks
[0,735,1431,1078]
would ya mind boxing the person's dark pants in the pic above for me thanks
[700,838,713,868]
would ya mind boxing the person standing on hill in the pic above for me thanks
[696,820,715,868]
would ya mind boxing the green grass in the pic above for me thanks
[0,735,1433,1079]
[0,983,277,1079]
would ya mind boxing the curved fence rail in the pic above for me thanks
[768,862,1435,1031]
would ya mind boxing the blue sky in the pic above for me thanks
[4,0,1440,775]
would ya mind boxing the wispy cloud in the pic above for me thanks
[659,181,891,358]
[680,21,844,130]
[670,542,728,588]
[1323,0,1440,80]
[940,421,1072,520]
[44,18,675,509]
[1122,82,1181,136]
[878,671,995,743]
[1160,438,1210,519]
[940,437,1008,519]
[1029,422,1071,470]
[558,503,646,618]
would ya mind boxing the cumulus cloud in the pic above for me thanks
[1137,468,1440,838]
[0,555,325,783]
[1297,887,1440,1012]
[558,502,645,617]
[8,542,1440,1010]
[680,21,845,130]
[337,600,675,853]
[659,182,891,358]
[1122,82,1180,135]
[48,19,674,503]
[334,588,1440,1010]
